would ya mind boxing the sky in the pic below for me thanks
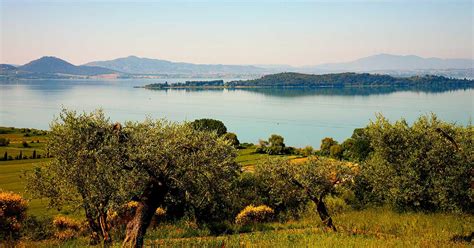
[1,0,473,66]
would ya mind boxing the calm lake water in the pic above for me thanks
[0,79,473,147]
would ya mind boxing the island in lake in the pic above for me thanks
[139,72,474,90]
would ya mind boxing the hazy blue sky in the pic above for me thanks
[1,0,472,66]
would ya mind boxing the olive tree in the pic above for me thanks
[255,157,355,231]
[26,109,136,244]
[358,114,473,212]
[122,120,240,247]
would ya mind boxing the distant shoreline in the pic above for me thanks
[137,72,474,90]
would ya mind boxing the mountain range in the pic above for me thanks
[1,54,472,79]
[85,55,265,75]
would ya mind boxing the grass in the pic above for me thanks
[0,127,48,159]
[236,146,300,171]
[15,209,473,247]
[1,128,472,247]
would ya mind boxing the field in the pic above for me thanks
[1,128,473,247]
[16,208,474,247]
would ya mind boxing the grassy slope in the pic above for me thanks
[2,131,472,247]
[20,209,474,247]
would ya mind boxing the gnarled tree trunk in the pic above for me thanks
[122,180,168,248]
[314,195,337,231]
[290,178,337,231]
[85,207,101,245]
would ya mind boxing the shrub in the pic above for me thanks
[0,137,10,146]
[52,216,83,241]
[324,196,349,215]
[22,141,30,148]
[52,216,81,231]
[54,229,76,241]
[21,215,54,241]
[155,207,166,218]
[235,205,274,225]
[0,191,28,240]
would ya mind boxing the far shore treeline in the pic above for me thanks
[1,109,472,247]
[139,72,474,89]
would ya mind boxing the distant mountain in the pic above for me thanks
[85,55,266,75]
[303,54,473,73]
[19,56,118,76]
[0,64,18,73]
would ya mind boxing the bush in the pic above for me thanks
[52,215,83,241]
[22,141,29,148]
[52,215,82,231]
[0,191,28,240]
[324,196,349,215]
[235,205,274,225]
[21,215,54,241]
[0,137,10,146]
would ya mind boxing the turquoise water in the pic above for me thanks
[0,79,473,147]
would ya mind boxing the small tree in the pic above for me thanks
[302,146,314,157]
[255,157,355,231]
[329,144,343,160]
[257,134,287,155]
[32,150,37,159]
[341,128,372,162]
[191,118,227,136]
[3,151,7,161]
[320,137,338,156]
[223,132,240,148]
[27,109,133,245]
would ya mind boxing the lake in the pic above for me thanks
[0,79,472,147]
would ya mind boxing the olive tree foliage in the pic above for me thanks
[253,158,308,219]
[26,109,139,244]
[122,120,241,247]
[253,157,355,230]
[26,111,241,247]
[356,114,473,212]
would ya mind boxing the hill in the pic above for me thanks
[18,56,118,76]
[304,54,473,73]
[0,64,18,72]
[85,55,266,75]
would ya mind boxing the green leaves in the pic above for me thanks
[358,114,473,212]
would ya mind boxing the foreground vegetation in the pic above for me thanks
[1,111,472,247]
